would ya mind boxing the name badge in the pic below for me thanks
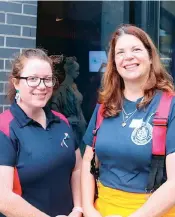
[129,119,143,128]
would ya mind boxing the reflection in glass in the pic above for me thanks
[160,1,175,78]
[51,56,87,152]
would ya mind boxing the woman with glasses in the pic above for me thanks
[0,49,82,217]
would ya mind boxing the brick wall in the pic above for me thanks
[0,0,37,113]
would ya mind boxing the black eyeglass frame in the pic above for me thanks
[15,76,57,88]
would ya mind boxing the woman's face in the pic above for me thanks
[115,34,152,84]
[14,58,53,109]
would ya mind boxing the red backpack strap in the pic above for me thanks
[146,92,174,192]
[92,104,104,150]
[152,92,173,155]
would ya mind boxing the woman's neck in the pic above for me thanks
[17,101,44,121]
[123,82,144,101]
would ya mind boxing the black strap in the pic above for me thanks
[146,92,173,193]
[90,105,103,200]
[146,155,165,192]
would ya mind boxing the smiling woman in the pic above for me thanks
[81,24,175,217]
[115,34,151,84]
[12,58,54,111]
[8,49,54,104]
[0,48,82,217]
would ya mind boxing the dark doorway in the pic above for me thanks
[36,1,129,150]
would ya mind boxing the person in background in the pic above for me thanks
[81,24,175,217]
[0,48,82,217]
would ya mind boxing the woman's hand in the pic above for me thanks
[68,210,82,217]
[84,207,102,217]
[55,209,83,216]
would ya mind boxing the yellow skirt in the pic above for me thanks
[95,182,175,217]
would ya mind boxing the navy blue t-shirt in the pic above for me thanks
[0,102,78,217]
[83,91,175,193]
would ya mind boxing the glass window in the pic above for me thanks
[130,1,175,79]
[160,1,175,78]
[37,1,129,150]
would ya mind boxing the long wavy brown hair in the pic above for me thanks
[98,24,174,117]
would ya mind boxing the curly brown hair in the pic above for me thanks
[98,24,174,117]
[7,48,54,103]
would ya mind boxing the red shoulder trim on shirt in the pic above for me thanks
[0,110,22,196]
[51,110,70,126]
[0,109,14,137]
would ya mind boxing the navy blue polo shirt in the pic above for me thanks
[0,102,78,217]
[83,91,175,193]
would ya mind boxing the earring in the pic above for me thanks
[15,90,20,103]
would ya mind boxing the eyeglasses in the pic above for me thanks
[15,76,57,88]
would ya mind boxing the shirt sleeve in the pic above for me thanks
[166,97,175,155]
[82,104,100,147]
[0,131,17,166]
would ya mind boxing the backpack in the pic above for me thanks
[90,92,174,198]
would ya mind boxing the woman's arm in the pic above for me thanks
[128,152,175,217]
[81,146,102,217]
[0,166,50,217]
[69,148,82,217]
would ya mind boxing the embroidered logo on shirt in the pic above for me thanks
[61,133,70,148]
[131,122,153,145]
[131,113,154,146]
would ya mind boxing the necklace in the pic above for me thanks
[121,108,137,127]
[121,97,144,127]
[122,106,137,119]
